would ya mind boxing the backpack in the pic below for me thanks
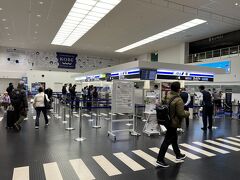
[156,96,178,127]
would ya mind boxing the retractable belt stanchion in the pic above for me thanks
[92,100,101,128]
[88,99,94,122]
[65,103,75,131]
[57,97,61,118]
[75,106,86,142]
[62,101,67,124]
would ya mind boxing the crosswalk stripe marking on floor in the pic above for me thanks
[0,117,3,122]
[114,152,145,171]
[205,140,240,151]
[227,137,240,142]
[149,147,182,163]
[92,113,97,116]
[93,155,122,176]
[12,166,29,180]
[43,162,63,180]
[132,150,156,166]
[192,142,230,154]
[168,147,201,160]
[109,113,117,116]
[100,113,108,116]
[74,114,80,118]
[217,138,240,147]
[118,113,125,116]
[83,114,91,117]
[180,143,216,157]
[69,159,95,180]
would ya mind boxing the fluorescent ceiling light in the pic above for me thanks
[51,0,121,46]
[115,18,207,53]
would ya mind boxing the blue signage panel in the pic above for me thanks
[196,61,230,73]
[57,52,77,69]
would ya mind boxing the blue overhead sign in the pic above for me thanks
[196,61,230,73]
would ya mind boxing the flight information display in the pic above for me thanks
[140,69,157,80]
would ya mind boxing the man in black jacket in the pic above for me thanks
[6,83,14,95]
[12,83,28,131]
[199,85,213,131]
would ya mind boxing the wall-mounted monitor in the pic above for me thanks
[140,69,157,80]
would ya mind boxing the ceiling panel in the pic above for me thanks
[0,0,239,59]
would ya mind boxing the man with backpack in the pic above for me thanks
[156,81,190,168]
[199,85,213,131]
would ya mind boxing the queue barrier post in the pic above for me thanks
[57,97,61,117]
[92,100,101,128]
[62,102,67,124]
[65,106,75,131]
[88,99,94,122]
[75,106,86,142]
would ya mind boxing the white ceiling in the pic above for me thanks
[0,0,239,59]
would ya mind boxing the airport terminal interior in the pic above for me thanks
[1,0,240,179]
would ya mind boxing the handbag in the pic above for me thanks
[44,94,51,109]
[7,104,14,111]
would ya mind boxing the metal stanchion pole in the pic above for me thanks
[131,107,141,136]
[75,107,86,141]
[54,97,57,113]
[93,100,101,128]
[62,102,67,124]
[88,99,94,122]
[58,97,61,118]
[65,106,75,131]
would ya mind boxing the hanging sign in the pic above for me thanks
[57,52,77,69]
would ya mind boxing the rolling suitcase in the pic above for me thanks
[6,110,15,128]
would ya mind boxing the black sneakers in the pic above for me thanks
[176,154,186,161]
[156,160,170,168]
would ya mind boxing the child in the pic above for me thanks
[2,92,11,110]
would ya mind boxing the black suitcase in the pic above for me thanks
[6,110,15,128]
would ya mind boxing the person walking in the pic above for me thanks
[156,82,190,168]
[199,85,213,131]
[12,83,28,131]
[6,83,14,97]
[180,88,191,128]
[33,87,50,129]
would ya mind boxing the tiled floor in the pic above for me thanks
[1,105,240,180]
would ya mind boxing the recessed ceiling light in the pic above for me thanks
[4,27,9,29]
[39,1,44,5]
[2,19,6,21]
[7,33,10,36]
[115,18,207,53]
[36,14,41,17]
[235,2,239,6]
[51,0,122,46]
[0,8,3,11]
[34,31,38,34]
